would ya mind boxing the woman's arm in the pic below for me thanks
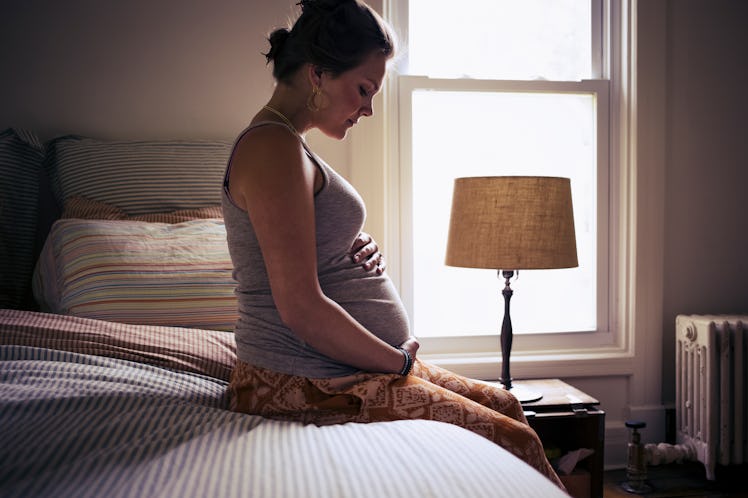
[228,127,411,374]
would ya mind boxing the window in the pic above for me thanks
[408,85,603,338]
[405,0,595,81]
[352,0,631,374]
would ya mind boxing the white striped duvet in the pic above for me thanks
[0,313,567,498]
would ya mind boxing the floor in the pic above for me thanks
[603,462,748,498]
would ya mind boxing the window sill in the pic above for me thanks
[419,348,635,381]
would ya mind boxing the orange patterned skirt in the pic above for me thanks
[229,358,564,489]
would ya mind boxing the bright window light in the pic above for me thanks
[410,90,597,336]
[408,0,592,81]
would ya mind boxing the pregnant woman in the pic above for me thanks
[222,0,563,489]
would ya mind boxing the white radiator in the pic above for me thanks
[675,314,747,480]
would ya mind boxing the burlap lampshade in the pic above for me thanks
[445,176,578,270]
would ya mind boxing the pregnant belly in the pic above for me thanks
[323,274,411,347]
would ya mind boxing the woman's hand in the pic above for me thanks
[349,232,386,274]
[399,336,420,361]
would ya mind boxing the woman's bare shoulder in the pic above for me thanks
[234,123,302,158]
[228,123,315,205]
[232,124,307,176]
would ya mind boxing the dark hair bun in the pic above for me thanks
[265,28,291,64]
[297,0,354,15]
[267,0,394,83]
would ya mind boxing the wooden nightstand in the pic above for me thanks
[520,379,605,498]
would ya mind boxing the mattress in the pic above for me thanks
[0,309,568,498]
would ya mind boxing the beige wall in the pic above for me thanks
[0,0,350,173]
[661,0,748,403]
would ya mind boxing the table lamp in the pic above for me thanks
[445,176,578,402]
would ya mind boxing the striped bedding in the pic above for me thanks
[33,218,238,331]
[0,309,235,380]
[0,310,568,498]
[53,137,231,216]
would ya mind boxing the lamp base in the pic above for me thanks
[619,481,653,494]
[493,382,543,403]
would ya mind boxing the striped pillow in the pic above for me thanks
[33,218,239,331]
[62,195,223,222]
[0,128,45,309]
[53,137,232,215]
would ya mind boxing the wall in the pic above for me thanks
[661,0,748,403]
[0,0,349,173]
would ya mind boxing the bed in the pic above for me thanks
[0,128,568,497]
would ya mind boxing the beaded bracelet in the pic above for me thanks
[396,347,413,376]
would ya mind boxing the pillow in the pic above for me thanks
[62,195,123,220]
[33,218,238,331]
[52,137,232,215]
[0,128,45,309]
[62,195,223,222]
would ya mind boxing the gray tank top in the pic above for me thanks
[221,122,411,377]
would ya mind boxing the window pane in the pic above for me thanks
[410,90,597,336]
[408,0,592,81]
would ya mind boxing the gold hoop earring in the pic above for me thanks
[307,85,322,112]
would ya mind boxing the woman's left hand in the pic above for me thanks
[349,232,386,274]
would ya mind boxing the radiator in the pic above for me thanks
[675,314,747,480]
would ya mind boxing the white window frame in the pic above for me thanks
[350,0,639,381]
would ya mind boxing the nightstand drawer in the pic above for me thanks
[519,379,605,498]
